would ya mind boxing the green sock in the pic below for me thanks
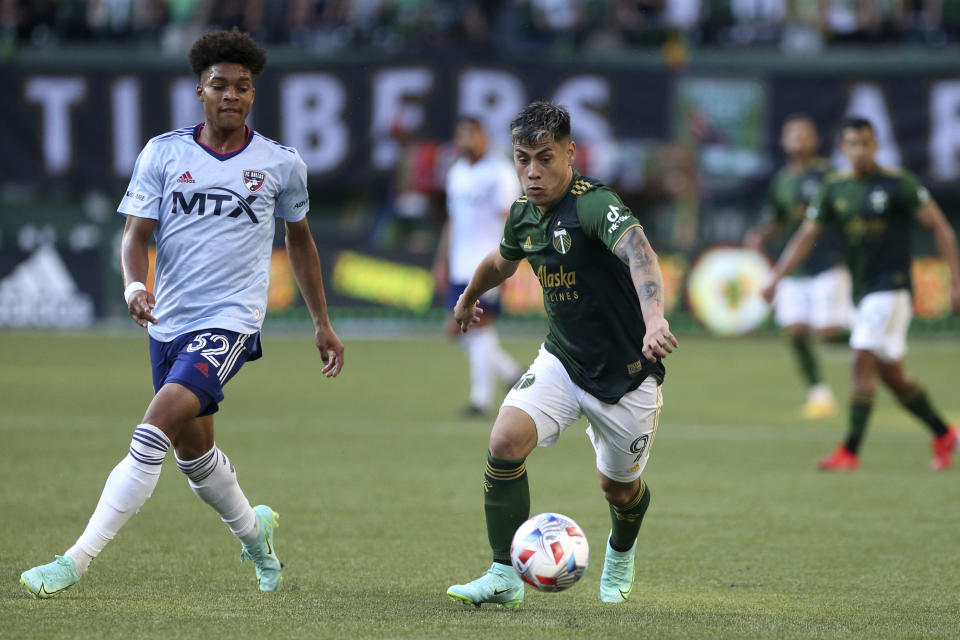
[609,480,651,552]
[844,392,874,454]
[898,385,949,437]
[790,334,820,388]
[824,329,851,345]
[483,451,529,565]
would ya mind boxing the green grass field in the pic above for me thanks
[2,330,959,639]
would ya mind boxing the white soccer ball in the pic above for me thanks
[510,512,589,592]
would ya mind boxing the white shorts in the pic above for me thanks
[501,345,663,483]
[849,290,912,362]
[774,266,853,330]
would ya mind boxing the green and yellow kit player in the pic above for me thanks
[446,102,677,607]
[765,116,960,471]
[745,115,851,419]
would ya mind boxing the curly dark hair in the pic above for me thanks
[510,101,571,146]
[188,27,267,78]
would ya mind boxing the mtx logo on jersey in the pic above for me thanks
[171,188,259,223]
[552,227,572,254]
[243,169,267,193]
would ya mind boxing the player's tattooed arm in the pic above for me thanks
[614,226,661,305]
[613,226,678,361]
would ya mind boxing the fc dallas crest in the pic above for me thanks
[243,169,266,193]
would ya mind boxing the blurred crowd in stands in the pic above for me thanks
[2,1,956,57]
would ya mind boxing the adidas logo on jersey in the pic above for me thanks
[177,171,196,184]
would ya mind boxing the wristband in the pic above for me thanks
[124,281,147,305]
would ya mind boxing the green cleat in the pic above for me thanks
[447,562,524,608]
[240,505,282,591]
[20,555,80,599]
[600,534,637,603]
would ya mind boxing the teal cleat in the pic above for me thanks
[600,534,637,603]
[447,562,524,608]
[240,505,282,591]
[20,555,80,599]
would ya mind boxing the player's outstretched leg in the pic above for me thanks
[790,332,836,419]
[447,562,524,608]
[819,389,871,471]
[600,479,650,603]
[176,443,275,590]
[240,505,282,591]
[448,451,529,607]
[891,383,956,471]
[878,363,957,471]
[20,555,80,599]
[20,423,171,598]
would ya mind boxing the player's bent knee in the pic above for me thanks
[143,383,204,440]
[489,407,538,460]
[786,324,810,338]
[599,476,641,506]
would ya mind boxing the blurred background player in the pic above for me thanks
[446,102,677,608]
[19,29,344,599]
[434,117,522,417]
[745,114,850,419]
[765,116,960,471]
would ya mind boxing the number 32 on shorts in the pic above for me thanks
[185,332,231,368]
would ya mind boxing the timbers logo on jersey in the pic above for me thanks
[552,228,572,254]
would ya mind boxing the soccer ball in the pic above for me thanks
[510,512,589,592]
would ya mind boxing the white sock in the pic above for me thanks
[65,424,170,575]
[475,326,521,383]
[461,331,495,410]
[176,445,259,545]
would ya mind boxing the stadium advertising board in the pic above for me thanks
[3,59,960,191]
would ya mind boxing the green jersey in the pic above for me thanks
[499,170,665,403]
[807,166,931,301]
[766,158,843,276]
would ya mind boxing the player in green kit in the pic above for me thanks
[745,115,851,419]
[765,116,960,471]
[446,102,677,607]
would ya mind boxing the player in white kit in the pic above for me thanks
[20,28,344,598]
[434,117,522,416]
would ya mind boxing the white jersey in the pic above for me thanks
[445,152,519,283]
[118,124,309,342]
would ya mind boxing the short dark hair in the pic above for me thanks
[189,27,267,78]
[840,116,874,135]
[783,113,815,128]
[510,101,571,146]
[456,115,484,131]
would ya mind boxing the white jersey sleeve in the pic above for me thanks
[275,150,309,222]
[119,139,164,220]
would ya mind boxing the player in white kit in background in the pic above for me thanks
[434,117,522,417]
[20,28,344,599]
